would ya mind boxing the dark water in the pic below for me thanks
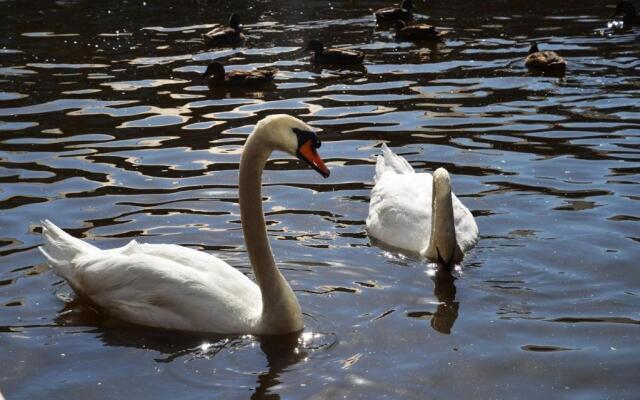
[1,0,639,398]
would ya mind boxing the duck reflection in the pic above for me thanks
[430,268,459,334]
[54,300,309,399]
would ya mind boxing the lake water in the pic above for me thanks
[1,0,639,398]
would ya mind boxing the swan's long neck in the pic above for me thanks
[424,169,461,268]
[239,132,303,334]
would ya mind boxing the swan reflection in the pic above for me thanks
[403,267,459,334]
[54,299,332,399]
[431,269,459,334]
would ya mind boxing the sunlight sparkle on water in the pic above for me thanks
[199,342,212,352]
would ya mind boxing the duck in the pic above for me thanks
[524,43,566,75]
[375,0,414,25]
[395,20,448,41]
[609,1,638,27]
[366,144,478,268]
[39,114,331,335]
[305,39,365,66]
[202,62,277,88]
[202,13,245,47]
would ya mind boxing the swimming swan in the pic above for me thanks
[40,114,330,335]
[366,144,478,267]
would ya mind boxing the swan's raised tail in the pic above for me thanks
[39,220,97,289]
[375,143,415,182]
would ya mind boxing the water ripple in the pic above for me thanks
[1,1,639,399]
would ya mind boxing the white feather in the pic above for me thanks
[41,219,261,333]
[366,144,479,255]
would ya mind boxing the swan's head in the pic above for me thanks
[253,114,330,178]
[528,42,539,54]
[401,0,413,11]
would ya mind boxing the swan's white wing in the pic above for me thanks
[107,241,242,275]
[72,244,262,333]
[40,220,263,335]
[367,172,433,253]
[367,171,478,254]
[452,197,479,252]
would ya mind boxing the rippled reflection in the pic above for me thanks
[1,0,639,398]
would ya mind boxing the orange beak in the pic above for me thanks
[297,140,330,178]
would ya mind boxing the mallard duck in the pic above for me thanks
[524,43,566,75]
[202,13,245,47]
[201,62,276,88]
[396,20,448,41]
[610,1,638,26]
[305,40,364,66]
[375,0,414,25]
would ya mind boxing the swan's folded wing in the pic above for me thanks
[375,144,415,182]
[109,241,243,277]
[71,249,261,333]
[367,172,432,253]
[451,196,479,252]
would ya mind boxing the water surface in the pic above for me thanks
[1,0,639,398]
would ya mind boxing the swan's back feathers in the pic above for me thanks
[375,143,415,182]
[72,250,261,332]
[367,147,479,257]
[368,172,434,252]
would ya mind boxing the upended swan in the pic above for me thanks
[366,144,478,267]
[40,114,330,335]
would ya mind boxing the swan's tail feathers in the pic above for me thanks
[39,220,98,283]
[375,143,415,182]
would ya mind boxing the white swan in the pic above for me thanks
[366,144,478,266]
[39,114,330,335]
